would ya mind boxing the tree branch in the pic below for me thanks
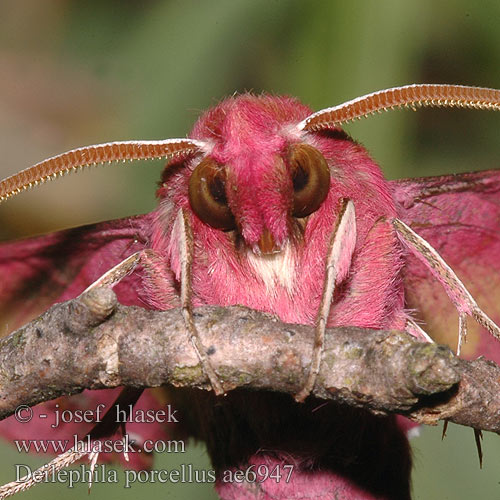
[1,288,499,432]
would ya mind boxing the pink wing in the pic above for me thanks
[392,170,500,363]
[0,213,173,469]
[0,213,153,334]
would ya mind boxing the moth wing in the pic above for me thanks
[0,213,153,334]
[392,170,500,362]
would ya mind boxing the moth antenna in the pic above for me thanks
[0,138,206,202]
[298,84,500,131]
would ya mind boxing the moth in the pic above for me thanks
[0,84,499,499]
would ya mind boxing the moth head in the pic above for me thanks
[186,141,331,255]
[157,94,335,255]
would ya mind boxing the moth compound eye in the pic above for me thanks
[288,143,330,218]
[188,157,236,230]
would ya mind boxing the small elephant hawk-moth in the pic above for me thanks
[0,84,500,500]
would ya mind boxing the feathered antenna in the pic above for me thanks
[0,139,206,202]
[298,84,500,132]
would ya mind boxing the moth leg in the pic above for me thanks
[81,252,143,292]
[406,318,434,343]
[474,428,483,468]
[295,199,356,403]
[442,420,449,439]
[81,249,179,308]
[438,420,484,470]
[87,450,100,493]
[176,209,225,396]
[393,218,500,354]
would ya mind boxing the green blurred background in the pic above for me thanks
[0,1,499,498]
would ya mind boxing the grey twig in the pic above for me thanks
[1,288,498,431]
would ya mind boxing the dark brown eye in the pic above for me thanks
[188,157,236,230]
[288,143,330,218]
